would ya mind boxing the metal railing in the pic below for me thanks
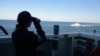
[0,25,8,35]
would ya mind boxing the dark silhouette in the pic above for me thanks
[0,25,8,35]
[12,11,46,56]
[93,29,96,34]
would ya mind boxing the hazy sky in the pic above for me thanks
[0,0,100,23]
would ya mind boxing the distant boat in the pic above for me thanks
[70,22,81,27]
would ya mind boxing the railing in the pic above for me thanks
[73,33,100,56]
[0,25,8,35]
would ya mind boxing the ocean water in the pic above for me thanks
[0,20,100,36]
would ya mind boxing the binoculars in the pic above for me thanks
[31,17,40,23]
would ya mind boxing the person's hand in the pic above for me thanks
[31,17,40,23]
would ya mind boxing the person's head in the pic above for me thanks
[16,11,32,29]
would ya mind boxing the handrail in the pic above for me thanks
[0,25,8,35]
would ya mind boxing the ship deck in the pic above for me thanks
[0,32,100,56]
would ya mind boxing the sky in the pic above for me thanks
[0,0,100,23]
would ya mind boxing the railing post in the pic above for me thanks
[54,25,59,35]
[52,25,59,50]
[0,25,8,35]
[52,25,59,56]
[93,29,96,34]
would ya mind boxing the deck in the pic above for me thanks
[0,32,100,56]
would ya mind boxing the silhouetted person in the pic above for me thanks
[0,25,8,35]
[12,11,46,56]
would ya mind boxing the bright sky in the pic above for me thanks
[0,0,100,23]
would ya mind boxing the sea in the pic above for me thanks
[0,20,100,36]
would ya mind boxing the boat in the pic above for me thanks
[0,25,100,56]
[70,22,81,27]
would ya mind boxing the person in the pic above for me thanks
[12,11,46,56]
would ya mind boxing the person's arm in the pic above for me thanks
[32,17,46,42]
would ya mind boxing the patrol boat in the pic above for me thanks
[70,22,81,27]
